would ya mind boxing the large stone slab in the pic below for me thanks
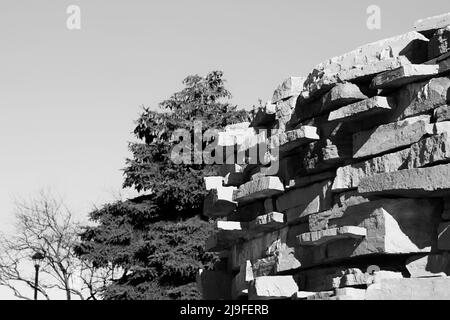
[233,198,441,271]
[414,12,450,35]
[406,253,450,277]
[371,64,440,89]
[328,96,392,122]
[391,77,450,120]
[248,276,299,300]
[308,198,441,262]
[429,26,450,59]
[233,177,284,203]
[295,82,371,122]
[303,32,429,99]
[269,126,320,154]
[298,226,367,246]
[276,179,333,223]
[272,77,305,103]
[203,187,237,217]
[366,277,450,300]
[333,132,450,191]
[358,163,450,197]
[352,115,433,159]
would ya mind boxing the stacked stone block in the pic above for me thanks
[198,12,450,300]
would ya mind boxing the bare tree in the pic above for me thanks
[0,190,113,300]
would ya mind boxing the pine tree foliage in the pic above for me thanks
[75,71,250,299]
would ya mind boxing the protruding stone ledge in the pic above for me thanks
[269,126,320,153]
[297,226,367,246]
[328,96,392,122]
[414,12,450,36]
[249,212,285,232]
[333,132,450,192]
[303,32,429,99]
[233,177,285,204]
[272,77,305,104]
[371,64,440,89]
[248,276,299,300]
[353,115,433,159]
[358,163,450,197]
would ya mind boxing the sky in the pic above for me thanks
[0,0,449,299]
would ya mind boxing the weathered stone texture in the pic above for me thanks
[333,132,450,191]
[352,115,433,159]
[233,177,284,203]
[358,163,450,197]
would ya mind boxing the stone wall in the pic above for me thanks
[198,12,450,300]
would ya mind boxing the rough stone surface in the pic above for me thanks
[406,253,450,277]
[352,115,433,159]
[269,126,320,153]
[234,177,285,204]
[328,96,392,122]
[272,77,305,103]
[333,132,450,191]
[392,77,450,120]
[303,32,429,99]
[277,179,333,223]
[310,198,441,260]
[295,82,371,122]
[414,12,450,35]
[276,95,299,131]
[232,198,440,271]
[371,64,440,89]
[358,163,450,197]
[298,226,367,246]
[248,276,299,300]
[366,277,450,300]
